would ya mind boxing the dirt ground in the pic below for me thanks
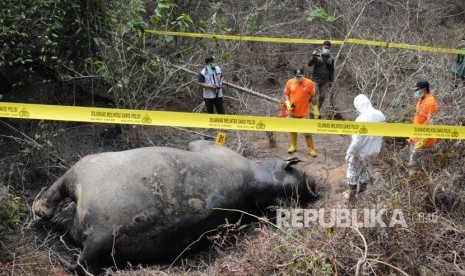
[250,130,351,204]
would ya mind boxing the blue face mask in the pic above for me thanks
[413,90,421,100]
[322,48,330,55]
[295,76,303,82]
[210,63,217,69]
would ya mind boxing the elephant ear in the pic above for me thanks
[284,157,301,167]
[305,173,318,197]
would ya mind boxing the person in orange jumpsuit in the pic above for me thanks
[284,66,319,157]
[409,79,439,172]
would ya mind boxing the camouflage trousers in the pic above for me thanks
[346,155,373,186]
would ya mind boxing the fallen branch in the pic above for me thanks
[173,65,280,104]
[351,226,368,276]
[168,228,219,269]
[366,258,410,276]
[0,121,70,168]
[212,207,304,246]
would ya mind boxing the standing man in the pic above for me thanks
[345,94,385,202]
[452,37,465,88]
[409,79,439,175]
[284,66,319,157]
[308,40,335,116]
[198,55,225,114]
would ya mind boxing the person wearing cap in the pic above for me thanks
[452,37,465,88]
[344,94,385,202]
[308,40,335,116]
[409,79,439,173]
[198,56,225,114]
[284,66,318,157]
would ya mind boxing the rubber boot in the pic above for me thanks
[358,182,368,194]
[305,136,317,157]
[287,132,297,153]
[349,185,357,202]
[408,170,424,186]
[343,185,357,202]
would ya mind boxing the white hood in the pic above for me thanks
[346,94,386,159]
[354,94,372,115]
[353,94,386,123]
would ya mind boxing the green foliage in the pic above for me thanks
[246,12,259,33]
[150,0,175,29]
[306,7,335,23]
[20,123,57,178]
[149,0,193,44]
[1,0,191,92]
[172,13,193,32]
[91,0,161,109]
[291,245,333,275]
[0,0,113,87]
[150,0,193,32]
[199,1,231,34]
[0,186,21,233]
[8,196,21,232]
[112,0,148,36]
[1,0,63,76]
[85,57,106,76]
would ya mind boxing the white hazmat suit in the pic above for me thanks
[346,94,385,187]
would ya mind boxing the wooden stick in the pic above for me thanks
[174,65,280,104]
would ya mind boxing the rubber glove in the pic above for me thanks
[313,105,320,119]
[285,100,293,111]
[414,138,425,150]
[345,154,353,162]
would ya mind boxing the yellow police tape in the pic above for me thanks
[145,30,465,55]
[0,102,463,139]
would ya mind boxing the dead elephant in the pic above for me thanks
[33,140,316,269]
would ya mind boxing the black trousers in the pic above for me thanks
[204,97,225,114]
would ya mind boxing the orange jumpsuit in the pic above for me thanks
[284,77,316,117]
[410,93,439,147]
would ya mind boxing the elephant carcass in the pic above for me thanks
[33,140,316,268]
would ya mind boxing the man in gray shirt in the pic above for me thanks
[198,56,225,114]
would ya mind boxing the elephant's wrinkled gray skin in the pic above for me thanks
[33,140,316,268]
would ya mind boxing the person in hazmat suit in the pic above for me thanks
[345,94,385,202]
